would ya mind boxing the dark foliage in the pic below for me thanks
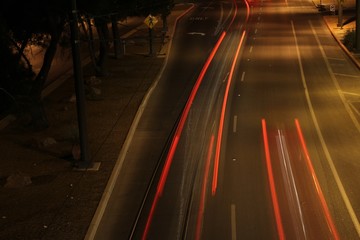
[343,29,356,51]
[0,0,174,127]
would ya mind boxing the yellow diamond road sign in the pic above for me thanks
[144,15,158,29]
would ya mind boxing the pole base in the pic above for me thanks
[73,161,101,171]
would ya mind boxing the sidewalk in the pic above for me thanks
[323,12,360,69]
[322,12,360,117]
[0,4,191,240]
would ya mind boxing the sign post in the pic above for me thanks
[337,0,343,28]
[144,15,158,56]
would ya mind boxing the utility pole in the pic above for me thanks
[149,27,153,56]
[337,0,343,28]
[70,0,91,168]
[111,15,121,59]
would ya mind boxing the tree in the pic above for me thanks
[0,0,175,129]
[0,0,68,129]
[77,0,115,76]
[0,18,34,114]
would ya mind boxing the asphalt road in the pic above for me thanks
[87,2,231,239]
[88,0,360,239]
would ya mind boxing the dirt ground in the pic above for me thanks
[0,18,167,240]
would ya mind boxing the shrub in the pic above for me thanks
[343,29,356,51]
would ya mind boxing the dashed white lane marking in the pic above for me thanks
[231,204,237,240]
[233,115,238,133]
[241,71,246,82]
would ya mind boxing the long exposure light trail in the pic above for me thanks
[141,31,226,240]
[262,119,285,240]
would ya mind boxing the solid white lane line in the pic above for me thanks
[231,204,237,240]
[233,115,238,133]
[292,20,360,237]
[309,24,360,228]
[309,20,360,133]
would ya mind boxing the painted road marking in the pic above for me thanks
[293,20,360,237]
[231,204,237,240]
[334,72,359,78]
[262,119,285,240]
[233,115,238,133]
[241,71,246,82]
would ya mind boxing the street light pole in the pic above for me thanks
[337,0,343,28]
[70,0,91,168]
[356,0,360,50]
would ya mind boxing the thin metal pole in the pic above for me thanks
[149,27,153,56]
[70,0,91,167]
[337,0,343,28]
[356,0,360,50]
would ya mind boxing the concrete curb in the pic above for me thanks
[312,0,360,69]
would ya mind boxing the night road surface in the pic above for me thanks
[87,0,360,239]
